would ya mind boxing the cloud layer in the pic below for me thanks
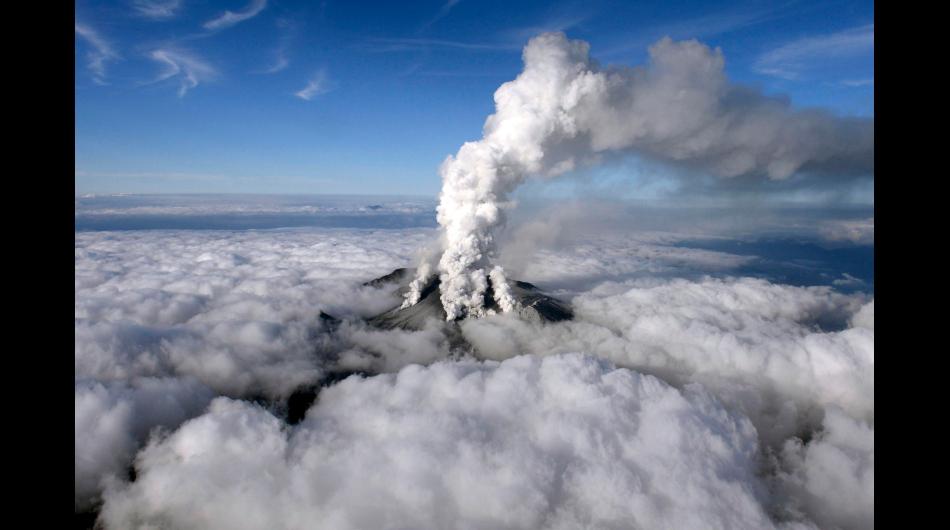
[76,229,432,398]
[75,376,214,510]
[76,221,872,528]
[459,278,873,445]
[100,354,785,530]
[776,407,874,529]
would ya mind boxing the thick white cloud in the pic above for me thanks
[100,354,795,530]
[76,224,872,527]
[460,279,873,446]
[75,228,435,509]
[776,408,874,530]
[75,228,434,398]
[850,299,873,330]
[75,377,214,510]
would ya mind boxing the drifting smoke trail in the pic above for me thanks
[406,32,873,320]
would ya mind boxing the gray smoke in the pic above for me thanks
[407,32,872,320]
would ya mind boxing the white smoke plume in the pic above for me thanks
[411,32,873,320]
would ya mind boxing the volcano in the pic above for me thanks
[364,268,573,331]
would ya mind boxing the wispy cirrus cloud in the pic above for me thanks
[75,23,120,85]
[131,0,182,20]
[366,37,519,53]
[295,70,332,101]
[418,0,462,32]
[840,78,873,87]
[500,11,592,45]
[75,170,229,182]
[598,6,786,59]
[261,52,289,74]
[371,9,590,56]
[74,170,333,188]
[146,48,216,97]
[254,18,296,74]
[754,24,874,80]
[203,0,267,31]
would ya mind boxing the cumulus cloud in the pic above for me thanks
[204,0,268,31]
[100,354,787,530]
[407,31,874,320]
[146,48,216,97]
[335,320,454,373]
[75,376,214,510]
[775,408,874,530]
[75,227,434,510]
[75,217,872,527]
[75,229,433,399]
[459,279,873,446]
[850,299,873,330]
[75,23,119,84]
[76,226,871,423]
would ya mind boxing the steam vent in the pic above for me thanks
[364,268,573,331]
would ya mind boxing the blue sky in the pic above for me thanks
[75,0,874,196]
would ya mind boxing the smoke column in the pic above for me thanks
[405,32,873,320]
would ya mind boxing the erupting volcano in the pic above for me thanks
[395,32,872,323]
[366,267,572,330]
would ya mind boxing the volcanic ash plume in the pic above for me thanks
[405,32,873,320]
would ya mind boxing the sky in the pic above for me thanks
[75,0,874,196]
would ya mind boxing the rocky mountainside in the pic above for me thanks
[364,268,573,331]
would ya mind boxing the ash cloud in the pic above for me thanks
[411,32,873,321]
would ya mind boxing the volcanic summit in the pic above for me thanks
[364,267,573,331]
